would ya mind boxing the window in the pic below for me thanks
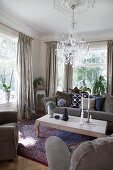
[73,45,107,92]
[0,33,17,103]
[57,58,65,91]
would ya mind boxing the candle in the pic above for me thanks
[88,95,90,110]
[82,93,83,112]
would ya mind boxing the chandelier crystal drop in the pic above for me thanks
[53,0,96,66]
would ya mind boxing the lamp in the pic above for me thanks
[53,0,96,66]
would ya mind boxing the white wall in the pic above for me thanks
[32,39,47,81]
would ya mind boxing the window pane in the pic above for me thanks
[73,48,107,92]
[0,33,17,103]
[57,58,65,91]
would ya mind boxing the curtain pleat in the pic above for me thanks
[63,64,73,92]
[17,33,34,120]
[46,42,57,97]
[107,40,113,95]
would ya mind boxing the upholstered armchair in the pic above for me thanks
[45,136,113,170]
[0,111,18,160]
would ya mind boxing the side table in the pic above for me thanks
[35,90,45,116]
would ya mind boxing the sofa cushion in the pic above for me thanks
[94,96,105,111]
[57,99,66,107]
[71,93,89,108]
[71,93,81,108]
[57,91,72,107]
[69,136,113,170]
[54,107,81,117]
[80,98,95,110]
[105,95,113,113]
[89,110,113,122]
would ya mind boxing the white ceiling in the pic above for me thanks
[0,0,113,37]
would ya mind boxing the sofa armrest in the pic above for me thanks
[42,96,57,112]
[45,136,71,170]
[0,111,17,125]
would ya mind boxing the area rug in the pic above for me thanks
[18,119,95,166]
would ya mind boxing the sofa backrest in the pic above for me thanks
[69,136,113,170]
[104,95,113,112]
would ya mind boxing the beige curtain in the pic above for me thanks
[46,41,57,97]
[17,33,34,120]
[63,64,73,92]
[107,40,113,95]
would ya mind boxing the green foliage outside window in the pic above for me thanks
[73,49,107,92]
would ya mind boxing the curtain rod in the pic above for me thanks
[87,39,110,44]
[45,39,111,44]
[45,41,58,44]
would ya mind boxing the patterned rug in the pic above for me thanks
[18,119,95,166]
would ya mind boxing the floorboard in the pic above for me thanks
[0,156,48,170]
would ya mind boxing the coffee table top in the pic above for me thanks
[35,114,107,138]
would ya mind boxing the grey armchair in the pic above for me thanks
[0,111,18,160]
[45,136,113,170]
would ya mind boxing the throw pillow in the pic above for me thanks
[80,98,95,110]
[94,96,105,111]
[57,99,66,107]
[105,95,113,113]
[57,91,72,107]
[71,93,81,108]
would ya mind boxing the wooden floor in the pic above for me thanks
[0,156,48,170]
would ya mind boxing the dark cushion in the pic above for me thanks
[105,95,113,113]
[94,96,105,111]
[57,91,72,107]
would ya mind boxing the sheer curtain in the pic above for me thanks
[107,40,113,95]
[17,33,34,120]
[46,41,57,97]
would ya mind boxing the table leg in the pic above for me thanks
[35,120,40,137]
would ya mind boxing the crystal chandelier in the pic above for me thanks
[53,0,96,66]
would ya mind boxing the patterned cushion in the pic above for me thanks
[71,93,81,108]
[57,91,72,107]
[105,95,113,113]
[57,99,66,107]
[71,92,89,108]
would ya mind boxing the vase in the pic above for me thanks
[5,91,10,102]
[48,106,54,118]
[62,108,69,121]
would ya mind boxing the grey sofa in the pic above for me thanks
[42,94,113,133]
[0,111,18,160]
[45,135,113,170]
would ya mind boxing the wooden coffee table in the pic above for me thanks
[35,114,107,138]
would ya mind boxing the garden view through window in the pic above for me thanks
[0,33,17,103]
[57,45,107,93]
[73,48,107,93]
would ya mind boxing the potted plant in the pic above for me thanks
[79,86,91,94]
[1,70,13,102]
[33,76,45,90]
[92,75,106,96]
[46,101,56,118]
